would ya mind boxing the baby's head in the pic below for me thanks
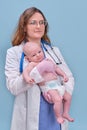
[23,42,44,62]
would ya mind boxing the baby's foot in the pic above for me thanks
[63,114,74,122]
[57,117,65,124]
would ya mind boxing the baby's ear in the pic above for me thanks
[25,55,29,61]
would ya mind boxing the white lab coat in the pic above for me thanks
[5,42,74,130]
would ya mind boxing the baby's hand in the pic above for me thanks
[63,75,69,82]
[25,77,35,84]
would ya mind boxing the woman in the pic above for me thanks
[5,7,74,130]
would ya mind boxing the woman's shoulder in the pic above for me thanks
[7,44,22,51]
[6,44,23,59]
[7,44,23,54]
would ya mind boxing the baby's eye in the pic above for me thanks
[32,54,36,57]
[38,51,41,53]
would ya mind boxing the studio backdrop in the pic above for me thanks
[0,0,87,130]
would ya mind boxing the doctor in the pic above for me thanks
[5,7,74,130]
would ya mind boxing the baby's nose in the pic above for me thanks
[37,53,40,56]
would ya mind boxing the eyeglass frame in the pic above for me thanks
[28,20,48,26]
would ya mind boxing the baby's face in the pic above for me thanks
[28,45,44,63]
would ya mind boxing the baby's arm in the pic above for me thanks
[55,65,69,82]
[23,62,37,84]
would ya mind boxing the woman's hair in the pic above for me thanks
[12,7,51,46]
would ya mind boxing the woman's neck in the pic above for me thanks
[26,37,41,44]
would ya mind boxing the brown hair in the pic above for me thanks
[12,7,51,46]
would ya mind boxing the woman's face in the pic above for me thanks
[25,12,46,41]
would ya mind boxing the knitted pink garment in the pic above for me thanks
[36,58,56,75]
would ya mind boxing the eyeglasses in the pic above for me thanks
[28,20,48,26]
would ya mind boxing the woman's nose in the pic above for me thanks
[36,23,40,27]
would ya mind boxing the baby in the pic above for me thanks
[23,42,74,124]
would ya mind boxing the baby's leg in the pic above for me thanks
[63,91,74,122]
[47,90,65,124]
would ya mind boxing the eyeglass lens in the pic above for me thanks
[29,20,47,26]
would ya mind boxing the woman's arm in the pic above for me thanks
[5,46,33,96]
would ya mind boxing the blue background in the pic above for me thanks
[0,0,87,130]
